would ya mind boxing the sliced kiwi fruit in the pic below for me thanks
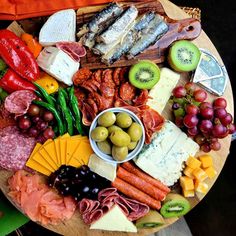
[136,210,165,229]
[129,60,160,89]
[168,40,201,72]
[160,193,191,218]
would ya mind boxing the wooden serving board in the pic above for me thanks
[0,0,234,236]
[78,0,201,69]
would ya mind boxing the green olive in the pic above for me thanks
[127,122,143,142]
[91,126,108,142]
[98,111,116,127]
[110,130,131,147]
[116,112,132,128]
[112,146,128,161]
[107,125,122,134]
[97,140,112,154]
[127,141,138,151]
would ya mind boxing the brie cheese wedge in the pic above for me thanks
[90,205,137,232]
[39,9,76,46]
[37,47,80,86]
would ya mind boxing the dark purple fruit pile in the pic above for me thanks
[48,165,110,202]
[171,82,235,152]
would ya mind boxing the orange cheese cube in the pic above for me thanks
[182,189,195,198]
[180,176,194,190]
[186,156,201,169]
[204,166,217,179]
[194,180,208,194]
[199,155,213,168]
[192,168,208,182]
[183,166,194,178]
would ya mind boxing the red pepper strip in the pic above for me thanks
[0,29,40,81]
[0,68,36,93]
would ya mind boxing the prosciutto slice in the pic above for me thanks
[56,42,86,62]
[79,188,149,225]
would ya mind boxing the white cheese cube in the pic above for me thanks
[37,47,80,86]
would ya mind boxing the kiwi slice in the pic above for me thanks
[168,40,201,72]
[160,193,191,218]
[129,60,160,89]
[136,210,165,229]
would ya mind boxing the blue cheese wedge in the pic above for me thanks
[39,9,76,46]
[134,121,199,186]
[37,47,80,86]
[147,68,180,114]
[88,154,117,181]
[90,205,137,232]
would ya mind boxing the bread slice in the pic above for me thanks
[39,9,76,46]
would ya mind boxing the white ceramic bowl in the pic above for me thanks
[89,107,145,164]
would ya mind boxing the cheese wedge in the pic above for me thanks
[90,205,137,232]
[39,9,76,46]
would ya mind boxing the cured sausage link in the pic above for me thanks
[111,177,161,210]
[122,161,170,193]
[117,166,166,201]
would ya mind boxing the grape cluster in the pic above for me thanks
[17,103,55,142]
[48,165,110,202]
[171,82,235,152]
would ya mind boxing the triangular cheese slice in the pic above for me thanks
[39,9,76,46]
[90,205,137,232]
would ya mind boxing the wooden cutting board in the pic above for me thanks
[78,0,202,69]
[0,0,234,235]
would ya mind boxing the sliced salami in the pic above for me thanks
[0,126,36,171]
[4,90,36,117]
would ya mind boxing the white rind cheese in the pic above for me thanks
[39,9,76,46]
[90,205,137,232]
[37,47,80,86]
[134,120,199,186]
[88,154,117,182]
[147,68,180,114]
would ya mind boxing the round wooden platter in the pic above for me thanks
[0,0,234,235]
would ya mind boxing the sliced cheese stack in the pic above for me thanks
[181,155,217,197]
[26,134,94,176]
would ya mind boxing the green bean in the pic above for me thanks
[33,100,64,135]
[34,82,55,106]
[69,87,83,135]
[61,88,69,101]
[0,87,8,101]
[58,88,74,136]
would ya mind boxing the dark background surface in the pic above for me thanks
[1,0,236,235]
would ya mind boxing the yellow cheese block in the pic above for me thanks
[60,138,67,165]
[43,141,58,167]
[31,151,54,172]
[54,138,61,166]
[39,145,57,171]
[66,139,82,165]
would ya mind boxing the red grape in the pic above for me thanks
[18,117,31,129]
[193,89,207,102]
[220,113,233,126]
[212,124,227,138]
[194,134,206,145]
[184,82,195,93]
[185,104,199,115]
[43,127,55,139]
[199,120,213,134]
[28,127,39,137]
[200,143,211,152]
[228,123,236,134]
[188,126,199,136]
[214,108,227,119]
[175,117,184,127]
[43,111,54,122]
[200,107,214,119]
[183,114,199,128]
[27,104,40,116]
[36,121,48,131]
[210,140,221,151]
[200,102,213,110]
[213,97,227,109]
[173,86,187,98]
[31,116,41,124]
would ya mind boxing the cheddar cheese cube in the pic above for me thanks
[204,166,217,179]
[183,166,195,178]
[192,168,208,182]
[186,156,201,169]
[194,180,208,194]
[199,155,213,168]
[180,176,194,191]
[182,189,195,198]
